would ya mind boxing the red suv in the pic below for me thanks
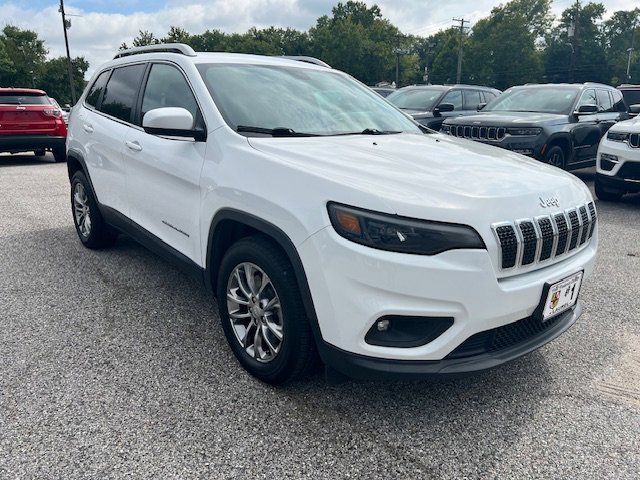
[0,88,67,162]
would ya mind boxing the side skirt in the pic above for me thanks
[100,205,205,284]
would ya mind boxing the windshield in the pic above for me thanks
[386,87,444,111]
[621,90,640,106]
[484,87,578,114]
[0,93,49,105]
[197,63,420,136]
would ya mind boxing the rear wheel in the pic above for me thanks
[217,236,317,384]
[595,178,623,202]
[70,171,117,249]
[545,145,566,169]
[53,147,66,163]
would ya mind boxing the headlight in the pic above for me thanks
[327,203,486,255]
[507,127,542,136]
[606,131,629,142]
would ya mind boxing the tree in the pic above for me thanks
[0,25,47,87]
[602,8,640,84]
[39,56,89,104]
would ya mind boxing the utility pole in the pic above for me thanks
[394,35,406,87]
[453,18,468,84]
[569,0,580,83]
[59,0,77,104]
[628,21,637,82]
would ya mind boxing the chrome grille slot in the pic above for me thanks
[447,125,506,141]
[567,210,580,251]
[553,213,569,255]
[537,217,554,262]
[587,202,597,238]
[630,133,640,148]
[518,221,538,266]
[493,203,593,270]
[579,206,589,245]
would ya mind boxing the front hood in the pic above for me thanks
[446,111,567,127]
[247,133,591,225]
[609,116,640,133]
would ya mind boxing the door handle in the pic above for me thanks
[125,140,143,152]
[82,124,94,133]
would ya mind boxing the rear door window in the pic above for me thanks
[85,70,110,108]
[463,90,482,110]
[596,89,613,113]
[441,90,463,110]
[99,64,146,123]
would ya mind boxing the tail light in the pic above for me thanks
[43,108,62,118]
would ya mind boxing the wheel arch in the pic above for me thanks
[66,149,101,202]
[205,209,323,345]
[545,134,573,162]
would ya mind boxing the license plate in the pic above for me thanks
[542,271,583,321]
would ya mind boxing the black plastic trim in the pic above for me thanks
[0,135,65,151]
[318,304,581,380]
[205,209,325,347]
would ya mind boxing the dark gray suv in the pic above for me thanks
[387,84,501,131]
[441,83,628,171]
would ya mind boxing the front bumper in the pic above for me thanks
[298,226,597,372]
[597,139,640,193]
[0,135,65,153]
[320,304,581,380]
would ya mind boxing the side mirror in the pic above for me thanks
[629,104,640,114]
[142,107,206,141]
[477,103,487,111]
[575,104,599,115]
[434,103,455,116]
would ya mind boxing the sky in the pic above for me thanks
[0,0,637,77]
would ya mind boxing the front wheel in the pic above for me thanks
[217,236,317,384]
[70,171,117,249]
[545,145,566,169]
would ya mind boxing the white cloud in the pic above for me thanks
[0,0,636,77]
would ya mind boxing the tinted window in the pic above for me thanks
[387,87,445,111]
[99,64,146,122]
[463,90,482,110]
[0,93,49,105]
[85,70,110,108]
[616,90,634,111]
[441,90,463,110]
[597,89,613,113]
[483,91,498,102]
[141,64,198,124]
[577,89,598,109]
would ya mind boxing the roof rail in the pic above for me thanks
[279,56,331,68]
[114,43,197,60]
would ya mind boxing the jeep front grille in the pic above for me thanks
[492,202,596,270]
[447,125,506,141]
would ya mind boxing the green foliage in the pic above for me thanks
[39,56,89,104]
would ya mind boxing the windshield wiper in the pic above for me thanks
[337,128,402,136]
[236,125,319,137]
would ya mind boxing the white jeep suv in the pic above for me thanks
[595,116,640,201]
[66,44,598,384]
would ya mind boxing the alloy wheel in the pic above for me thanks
[226,262,284,363]
[73,183,92,237]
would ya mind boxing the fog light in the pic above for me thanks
[377,319,390,331]
[600,153,618,172]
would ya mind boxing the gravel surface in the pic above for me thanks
[1,153,639,479]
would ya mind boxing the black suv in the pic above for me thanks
[618,84,640,117]
[441,83,628,170]
[386,84,501,131]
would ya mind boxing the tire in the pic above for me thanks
[53,147,66,163]
[217,235,317,384]
[70,171,117,249]
[545,145,566,169]
[595,178,623,202]
[34,149,45,157]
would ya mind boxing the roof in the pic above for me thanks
[0,87,47,95]
[618,84,640,90]
[515,82,614,90]
[394,84,500,92]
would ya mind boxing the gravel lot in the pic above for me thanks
[1,153,639,479]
